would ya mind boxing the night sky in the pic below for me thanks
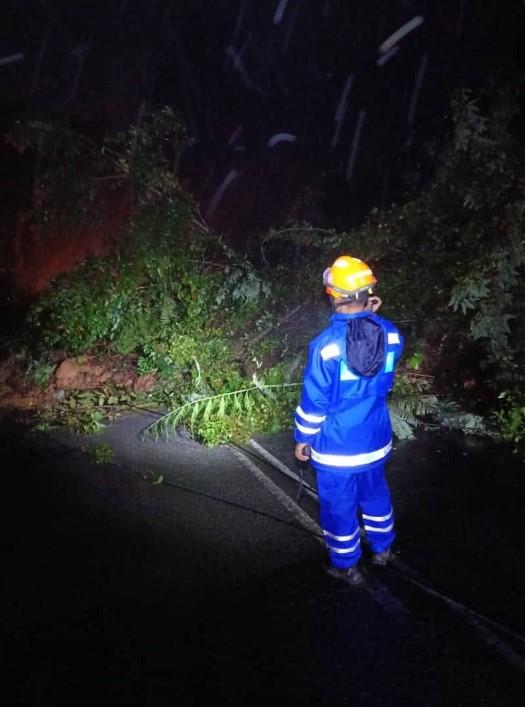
[2,1,524,235]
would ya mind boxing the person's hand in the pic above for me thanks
[367,295,382,313]
[295,443,311,462]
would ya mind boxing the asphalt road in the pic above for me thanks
[1,413,524,706]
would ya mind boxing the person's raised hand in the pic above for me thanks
[367,295,382,313]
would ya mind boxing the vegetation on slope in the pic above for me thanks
[2,87,524,450]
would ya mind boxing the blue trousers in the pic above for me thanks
[315,464,395,569]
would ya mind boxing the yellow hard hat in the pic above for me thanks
[323,255,377,298]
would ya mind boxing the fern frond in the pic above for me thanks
[389,389,490,439]
[393,394,440,418]
[143,383,300,439]
[389,410,416,440]
[435,407,488,435]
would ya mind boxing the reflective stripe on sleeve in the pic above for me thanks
[388,332,400,344]
[311,440,392,467]
[363,523,394,533]
[320,343,340,360]
[323,527,360,542]
[295,406,326,424]
[295,421,321,435]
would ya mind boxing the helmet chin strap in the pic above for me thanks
[331,287,373,311]
[332,297,361,311]
[333,298,355,309]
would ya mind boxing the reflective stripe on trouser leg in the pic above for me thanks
[357,464,395,553]
[316,470,361,569]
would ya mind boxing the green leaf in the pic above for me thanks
[203,398,214,421]
[234,392,243,413]
[190,400,201,428]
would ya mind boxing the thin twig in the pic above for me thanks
[264,226,337,240]
[250,305,301,346]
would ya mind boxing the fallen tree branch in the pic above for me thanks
[250,305,301,346]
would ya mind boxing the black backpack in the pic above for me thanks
[345,315,385,377]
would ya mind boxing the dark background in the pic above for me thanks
[2,0,524,236]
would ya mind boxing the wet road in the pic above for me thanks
[1,414,524,705]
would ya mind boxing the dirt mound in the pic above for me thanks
[0,357,48,410]
[0,354,157,412]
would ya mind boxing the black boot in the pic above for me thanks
[326,564,364,586]
[371,548,394,566]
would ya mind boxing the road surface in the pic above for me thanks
[1,412,524,705]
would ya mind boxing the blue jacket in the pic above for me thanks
[294,311,403,473]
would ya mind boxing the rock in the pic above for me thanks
[133,373,157,393]
[55,357,112,390]
[55,358,84,389]
[112,371,135,388]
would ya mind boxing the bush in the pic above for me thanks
[268,86,525,400]
[20,89,525,447]
[492,392,525,452]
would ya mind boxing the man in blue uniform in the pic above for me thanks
[294,255,403,585]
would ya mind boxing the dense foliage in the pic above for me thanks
[279,88,524,369]
[25,199,294,442]
[8,88,525,450]
[259,87,525,448]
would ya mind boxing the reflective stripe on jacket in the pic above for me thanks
[294,311,403,473]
